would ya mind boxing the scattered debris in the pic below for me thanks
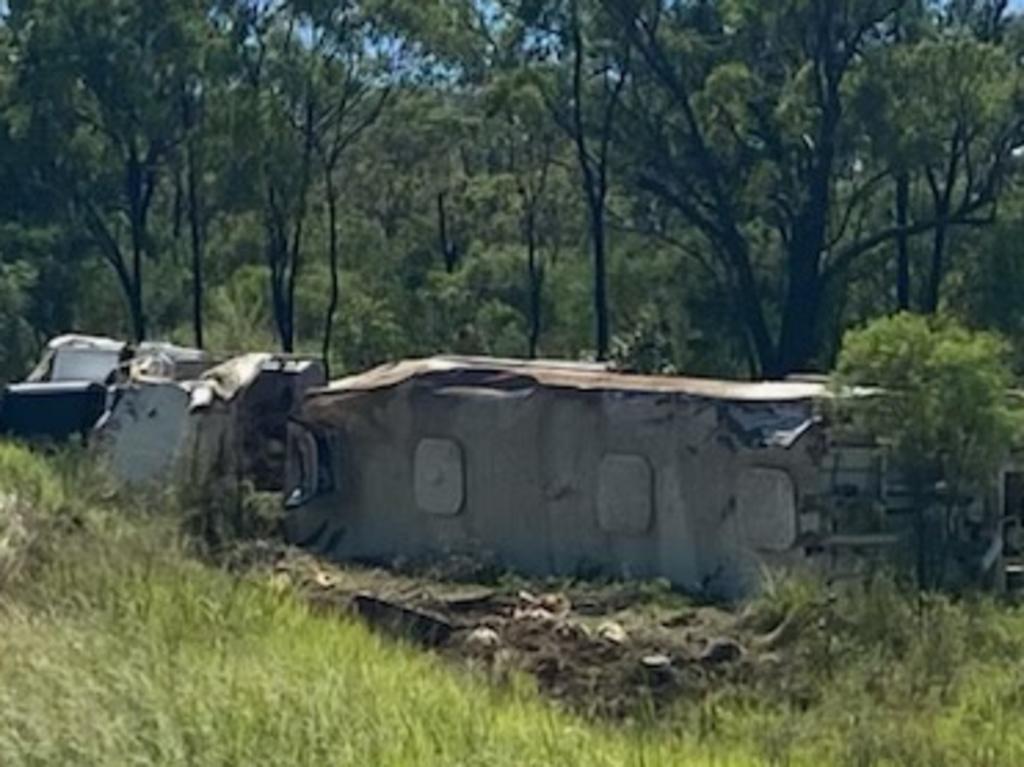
[464,626,502,653]
[514,606,558,624]
[244,544,793,719]
[641,653,673,671]
[351,593,454,648]
[537,592,572,615]
[439,588,498,613]
[699,638,745,665]
[753,607,812,651]
[640,654,675,685]
[597,620,629,646]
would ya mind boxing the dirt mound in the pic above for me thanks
[237,544,794,719]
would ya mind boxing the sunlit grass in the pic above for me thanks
[4,441,1024,766]
[0,531,756,767]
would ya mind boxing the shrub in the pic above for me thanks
[834,313,1017,488]
[833,313,1021,588]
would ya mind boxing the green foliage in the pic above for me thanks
[833,313,1018,491]
[203,265,278,353]
[610,307,679,374]
[328,289,408,373]
[955,209,1024,371]
[0,0,1023,378]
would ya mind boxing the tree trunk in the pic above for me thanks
[282,238,297,354]
[568,0,611,361]
[591,198,609,361]
[896,173,911,311]
[924,137,961,315]
[186,136,204,349]
[776,260,821,377]
[182,87,205,349]
[722,230,777,377]
[775,98,837,377]
[525,205,542,358]
[265,182,292,353]
[321,171,340,379]
[279,94,317,355]
[129,246,145,343]
[924,215,949,314]
[437,191,457,273]
[776,208,827,377]
[126,150,147,343]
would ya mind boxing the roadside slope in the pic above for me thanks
[3,443,1024,766]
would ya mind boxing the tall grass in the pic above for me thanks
[4,442,1024,765]
[5,555,731,766]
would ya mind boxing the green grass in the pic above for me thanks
[4,441,1024,766]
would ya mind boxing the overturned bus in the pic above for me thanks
[283,356,1017,598]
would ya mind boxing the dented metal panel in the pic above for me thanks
[312,356,828,402]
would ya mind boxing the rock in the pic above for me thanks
[464,626,502,652]
[597,620,629,645]
[698,637,744,665]
[640,653,674,685]
[641,653,672,671]
[554,621,591,642]
[312,569,339,589]
[538,592,571,615]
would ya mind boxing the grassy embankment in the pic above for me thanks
[3,441,1024,766]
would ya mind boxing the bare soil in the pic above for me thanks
[224,542,804,719]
